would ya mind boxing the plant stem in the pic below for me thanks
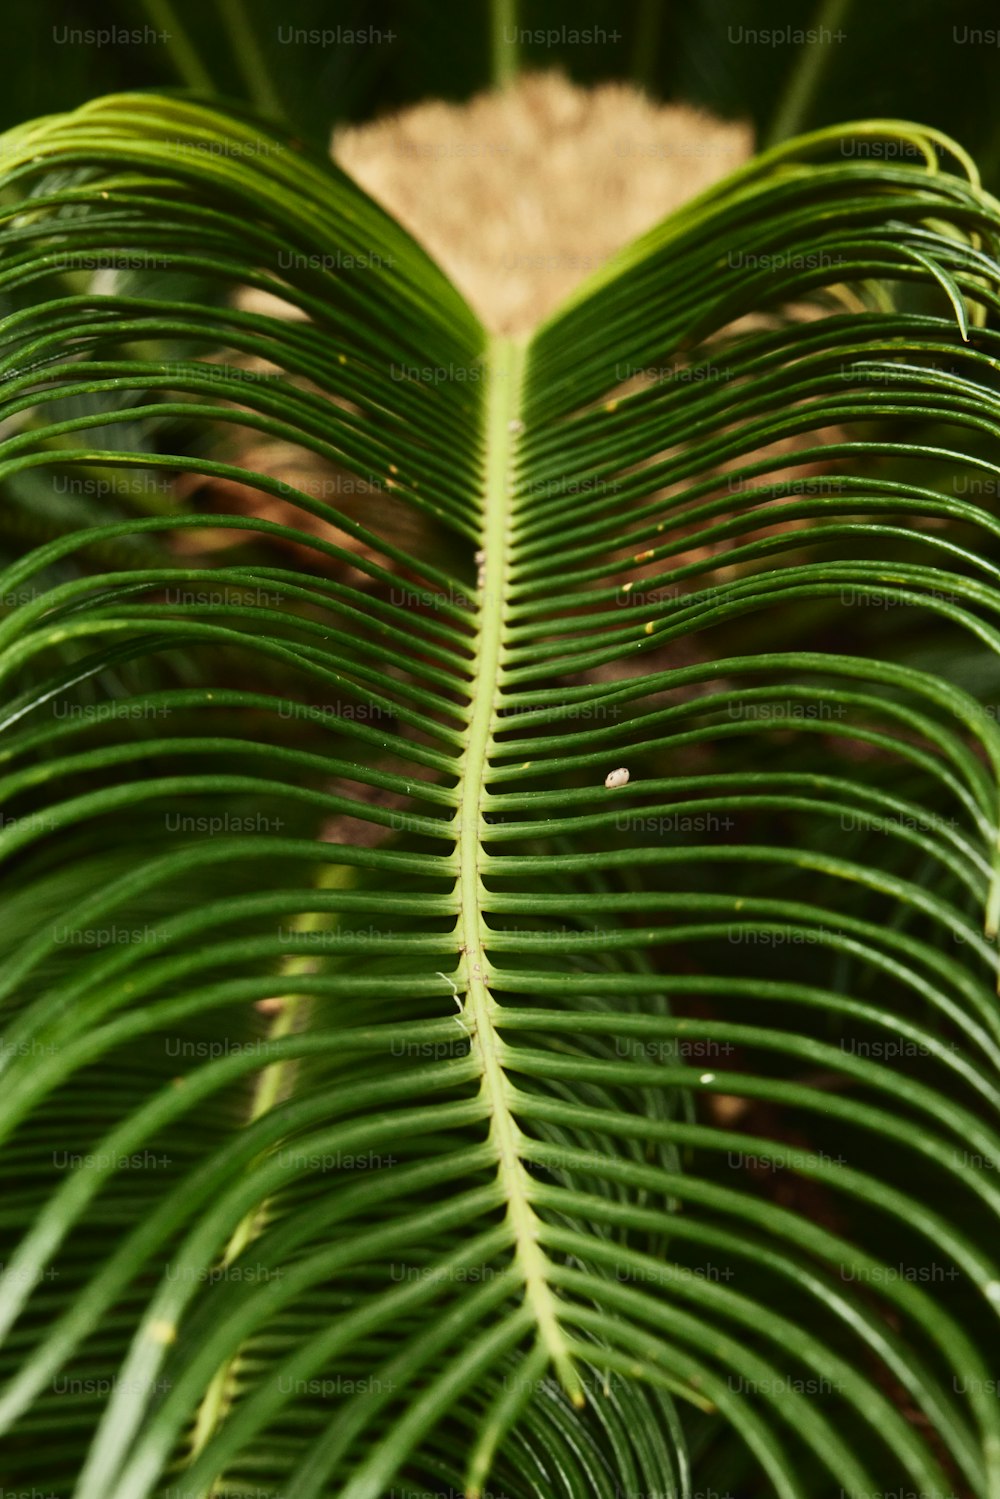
[187,869,347,1484]
[766,0,853,147]
[214,0,285,123]
[455,334,583,1407]
[491,0,519,88]
[140,0,216,93]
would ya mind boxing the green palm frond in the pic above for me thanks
[0,95,999,1499]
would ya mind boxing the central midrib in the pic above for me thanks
[456,333,582,1404]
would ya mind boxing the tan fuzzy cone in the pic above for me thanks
[332,72,753,336]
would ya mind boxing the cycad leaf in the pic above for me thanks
[0,96,999,1499]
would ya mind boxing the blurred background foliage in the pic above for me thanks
[9,0,1000,185]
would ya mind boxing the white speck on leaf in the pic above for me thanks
[604,767,629,789]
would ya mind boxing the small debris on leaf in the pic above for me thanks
[604,767,630,789]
